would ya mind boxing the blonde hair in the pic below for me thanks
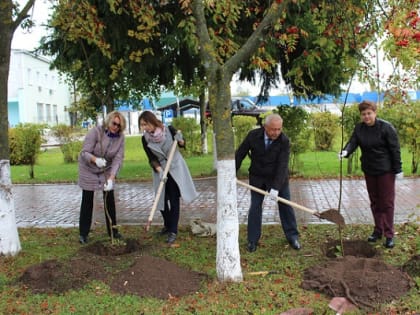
[104,111,126,133]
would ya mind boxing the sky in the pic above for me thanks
[12,0,383,96]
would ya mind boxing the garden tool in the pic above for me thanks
[145,132,180,232]
[236,179,345,226]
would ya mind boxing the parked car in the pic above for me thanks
[205,97,271,125]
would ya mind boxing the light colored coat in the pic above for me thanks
[144,127,198,210]
[78,126,125,191]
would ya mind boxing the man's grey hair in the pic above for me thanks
[264,113,283,125]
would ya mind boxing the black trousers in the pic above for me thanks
[160,175,181,234]
[79,190,117,237]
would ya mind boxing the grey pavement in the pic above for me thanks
[13,177,419,229]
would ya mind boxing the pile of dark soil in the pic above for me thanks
[302,240,414,310]
[18,238,205,299]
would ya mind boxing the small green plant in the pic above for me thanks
[9,123,44,179]
[311,111,340,151]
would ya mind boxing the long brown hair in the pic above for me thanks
[138,111,163,129]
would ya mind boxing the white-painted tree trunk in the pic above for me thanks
[216,159,243,281]
[0,160,21,256]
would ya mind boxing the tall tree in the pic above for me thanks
[0,0,35,256]
[40,0,376,280]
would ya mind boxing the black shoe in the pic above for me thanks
[384,237,395,248]
[113,231,123,239]
[247,241,257,253]
[79,235,88,244]
[289,239,301,250]
[167,232,177,244]
[367,233,382,242]
[158,227,169,236]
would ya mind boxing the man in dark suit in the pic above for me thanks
[236,113,300,252]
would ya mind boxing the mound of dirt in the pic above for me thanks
[110,255,205,299]
[18,239,205,299]
[84,238,142,256]
[19,258,107,294]
[302,256,414,310]
[324,240,378,258]
[401,254,420,277]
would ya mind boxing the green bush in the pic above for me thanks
[380,101,420,174]
[50,124,85,163]
[274,105,311,174]
[171,116,201,156]
[232,116,257,149]
[311,112,339,151]
[341,103,361,174]
[8,123,44,179]
[61,141,83,163]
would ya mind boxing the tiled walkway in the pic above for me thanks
[13,177,419,228]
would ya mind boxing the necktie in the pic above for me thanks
[265,138,272,149]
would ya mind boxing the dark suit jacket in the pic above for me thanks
[235,127,290,190]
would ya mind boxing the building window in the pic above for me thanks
[46,104,51,122]
[53,105,58,124]
[37,103,44,122]
[27,68,32,86]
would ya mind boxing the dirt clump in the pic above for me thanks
[18,239,206,299]
[302,255,414,310]
[110,255,205,299]
[324,239,378,258]
[19,258,107,294]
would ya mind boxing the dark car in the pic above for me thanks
[205,97,270,125]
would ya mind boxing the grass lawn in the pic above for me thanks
[10,135,416,184]
[0,224,419,314]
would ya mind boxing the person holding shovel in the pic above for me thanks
[139,111,198,244]
[236,113,300,252]
[339,100,402,249]
[78,111,126,244]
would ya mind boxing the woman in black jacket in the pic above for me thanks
[339,100,402,248]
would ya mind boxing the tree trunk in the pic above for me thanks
[0,160,21,256]
[0,0,35,256]
[211,72,243,282]
[199,92,208,154]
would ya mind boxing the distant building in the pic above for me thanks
[7,49,72,127]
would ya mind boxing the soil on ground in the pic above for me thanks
[18,238,205,299]
[302,240,415,310]
[18,238,416,309]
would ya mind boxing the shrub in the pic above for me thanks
[311,112,339,151]
[232,116,257,149]
[8,123,44,179]
[274,106,311,174]
[50,124,85,163]
[171,117,201,156]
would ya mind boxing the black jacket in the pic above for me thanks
[344,118,402,176]
[235,127,290,190]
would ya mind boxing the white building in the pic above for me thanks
[8,49,72,127]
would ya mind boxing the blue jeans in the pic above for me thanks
[247,184,299,243]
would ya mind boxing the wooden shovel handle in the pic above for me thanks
[236,179,319,216]
[145,132,180,231]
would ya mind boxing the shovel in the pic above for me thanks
[145,132,180,232]
[236,179,345,226]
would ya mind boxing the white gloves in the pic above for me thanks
[338,150,348,160]
[268,189,279,201]
[174,132,183,142]
[103,179,114,191]
[95,157,107,168]
[158,170,164,181]
[396,172,404,180]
